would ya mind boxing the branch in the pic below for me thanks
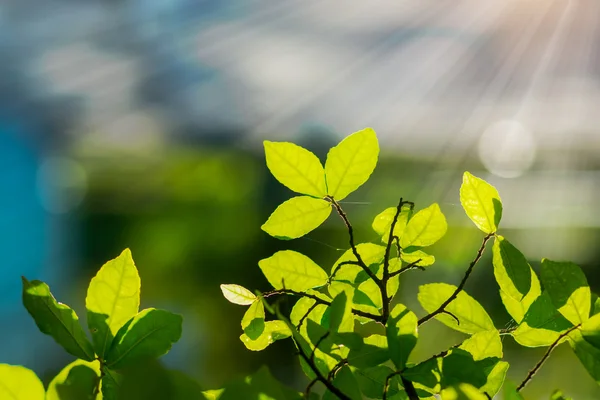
[517,325,581,391]
[295,336,351,400]
[305,378,318,399]
[327,359,348,381]
[264,289,384,323]
[381,198,408,323]
[329,260,363,283]
[418,233,493,326]
[311,333,331,364]
[389,259,425,278]
[328,196,381,285]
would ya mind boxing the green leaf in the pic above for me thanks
[401,249,435,267]
[355,366,402,399]
[441,383,488,400]
[322,291,352,333]
[512,291,573,347]
[105,308,183,369]
[247,366,303,400]
[220,284,256,306]
[323,366,362,400]
[86,248,141,359]
[0,364,45,400]
[22,277,95,361]
[261,196,331,239]
[241,300,265,340]
[499,265,541,324]
[503,381,525,400]
[541,259,590,325]
[259,250,328,291]
[459,330,503,360]
[372,204,413,242]
[387,303,418,369]
[240,320,292,351]
[324,127,379,201]
[101,367,122,400]
[492,236,531,302]
[480,361,509,398]
[459,171,502,234]
[347,335,390,369]
[418,283,495,334]
[568,325,600,384]
[46,359,101,400]
[399,203,447,249]
[550,389,572,400]
[263,140,327,197]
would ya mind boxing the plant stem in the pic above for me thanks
[381,198,407,323]
[517,325,580,391]
[328,197,381,285]
[418,233,493,326]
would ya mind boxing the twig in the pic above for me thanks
[305,378,318,399]
[381,198,407,323]
[311,333,331,364]
[389,259,425,278]
[329,260,363,283]
[327,359,348,381]
[383,371,402,400]
[328,196,381,285]
[517,325,581,391]
[418,233,493,326]
[401,377,420,400]
[264,289,383,322]
[297,302,319,330]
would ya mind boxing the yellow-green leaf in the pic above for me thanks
[460,172,502,234]
[259,250,328,291]
[372,204,412,242]
[492,236,531,302]
[400,203,447,248]
[46,359,102,400]
[441,383,488,400]
[264,141,327,197]
[499,268,541,324]
[541,259,590,326]
[386,303,418,369]
[459,330,503,360]
[0,364,45,400]
[261,196,331,239]
[22,278,95,361]
[418,283,495,334]
[239,320,292,351]
[401,249,435,267]
[324,128,379,200]
[241,300,265,340]
[86,248,141,359]
[220,284,256,306]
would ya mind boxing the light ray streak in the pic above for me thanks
[247,1,456,138]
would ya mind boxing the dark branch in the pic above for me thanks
[381,198,407,323]
[327,359,348,381]
[305,378,318,399]
[383,371,402,400]
[297,302,319,330]
[517,325,581,391]
[418,233,493,326]
[264,289,384,323]
[389,259,425,278]
[328,196,381,285]
[311,333,331,364]
[329,260,363,283]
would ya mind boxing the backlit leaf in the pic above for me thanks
[322,291,352,333]
[512,291,573,347]
[354,365,402,399]
[220,284,256,306]
[418,283,495,334]
[401,249,435,267]
[240,320,292,351]
[46,359,101,400]
[241,300,265,340]
[541,259,590,325]
[264,141,327,197]
[0,364,45,400]
[347,335,389,369]
[387,303,418,369]
[372,204,413,243]
[492,236,531,302]
[105,308,183,370]
[459,330,503,360]
[261,196,331,239]
[86,248,141,359]
[323,366,362,400]
[480,361,509,398]
[567,323,600,384]
[259,250,328,291]
[499,266,541,324]
[325,128,379,201]
[22,277,95,361]
[503,381,525,400]
[400,203,447,248]
[459,172,502,234]
[441,383,488,400]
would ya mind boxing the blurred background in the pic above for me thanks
[1,0,600,398]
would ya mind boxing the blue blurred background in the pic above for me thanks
[1,0,600,398]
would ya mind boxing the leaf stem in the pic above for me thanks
[328,196,381,285]
[417,233,493,326]
[516,324,581,392]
